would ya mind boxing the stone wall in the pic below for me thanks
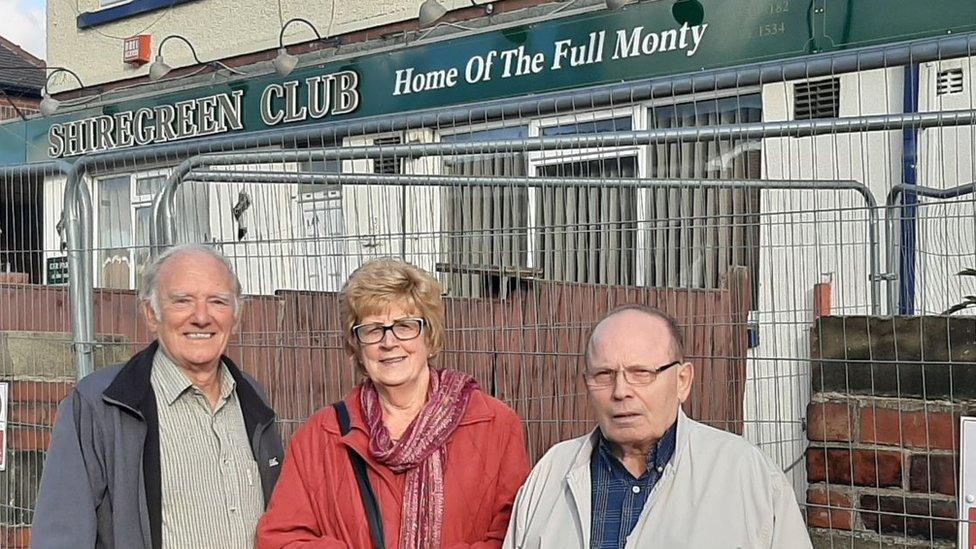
[806,316,976,548]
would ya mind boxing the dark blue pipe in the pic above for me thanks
[899,63,919,315]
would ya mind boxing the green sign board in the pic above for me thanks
[45,255,69,285]
[2,0,976,166]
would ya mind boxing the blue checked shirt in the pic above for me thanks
[589,422,677,549]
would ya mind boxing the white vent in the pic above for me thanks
[936,68,965,96]
[794,78,840,120]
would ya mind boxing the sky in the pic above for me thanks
[1,0,46,59]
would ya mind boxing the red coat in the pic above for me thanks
[257,386,530,549]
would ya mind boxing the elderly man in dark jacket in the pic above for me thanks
[31,244,283,549]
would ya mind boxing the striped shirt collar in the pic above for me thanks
[151,349,236,407]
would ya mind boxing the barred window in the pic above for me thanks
[439,125,530,297]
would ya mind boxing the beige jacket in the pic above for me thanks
[503,409,813,549]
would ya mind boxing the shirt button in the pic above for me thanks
[632,485,641,494]
[656,466,664,473]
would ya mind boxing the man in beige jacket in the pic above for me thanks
[504,305,812,549]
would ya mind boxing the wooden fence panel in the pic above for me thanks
[0,277,750,463]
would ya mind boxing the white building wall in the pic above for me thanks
[747,68,904,489]
[200,163,300,295]
[42,174,67,282]
[340,129,442,279]
[47,0,479,92]
[401,129,444,277]
[915,56,976,315]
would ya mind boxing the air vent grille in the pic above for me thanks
[373,135,403,174]
[794,78,840,120]
[937,68,965,96]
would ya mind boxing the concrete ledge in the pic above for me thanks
[0,332,131,380]
[811,316,976,400]
[810,527,955,548]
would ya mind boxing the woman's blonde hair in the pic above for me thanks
[339,259,445,367]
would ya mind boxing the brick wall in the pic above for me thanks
[0,380,73,549]
[806,316,976,547]
[0,329,131,548]
[0,96,39,122]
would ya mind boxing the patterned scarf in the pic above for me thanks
[360,368,478,549]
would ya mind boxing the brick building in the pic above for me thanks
[0,36,43,121]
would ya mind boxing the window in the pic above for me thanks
[96,171,209,289]
[0,105,38,121]
[531,113,640,286]
[537,156,638,285]
[97,175,134,289]
[645,94,762,300]
[540,116,632,136]
[292,187,346,291]
[439,125,531,296]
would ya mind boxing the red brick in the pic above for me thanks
[9,381,74,404]
[0,273,28,284]
[806,485,854,530]
[8,402,58,427]
[7,428,52,452]
[860,495,956,541]
[807,401,854,442]
[806,447,903,488]
[0,526,31,548]
[909,454,957,496]
[860,406,957,450]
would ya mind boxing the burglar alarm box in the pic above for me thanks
[124,35,151,66]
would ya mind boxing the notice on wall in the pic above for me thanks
[960,417,976,548]
[0,382,8,472]
[46,255,69,285]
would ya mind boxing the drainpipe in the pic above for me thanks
[899,63,920,315]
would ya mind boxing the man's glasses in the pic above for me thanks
[582,361,682,389]
[351,317,426,344]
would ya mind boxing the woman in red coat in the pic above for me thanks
[258,259,530,549]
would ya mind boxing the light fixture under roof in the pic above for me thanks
[273,48,300,77]
[148,54,173,80]
[419,0,448,27]
[39,91,60,116]
[38,67,84,116]
[273,18,340,77]
[147,35,244,81]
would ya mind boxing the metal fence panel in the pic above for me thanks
[4,34,976,548]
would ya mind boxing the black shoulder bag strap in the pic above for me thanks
[332,401,386,549]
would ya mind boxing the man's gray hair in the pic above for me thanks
[139,244,243,320]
